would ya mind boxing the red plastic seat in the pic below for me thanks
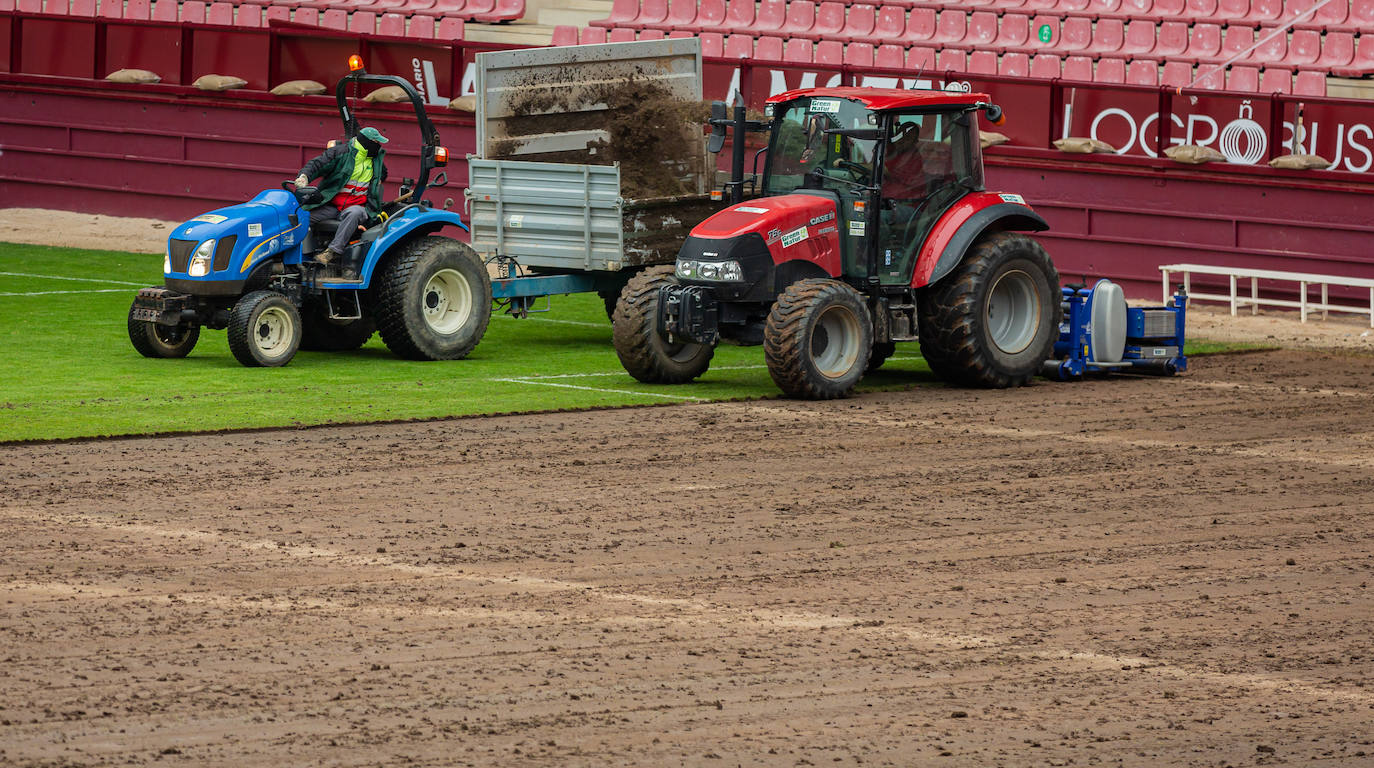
[1244,0,1280,22]
[1026,14,1059,50]
[235,3,260,25]
[1059,0,1091,12]
[349,10,375,32]
[907,45,937,72]
[1300,0,1347,28]
[969,50,999,73]
[320,8,347,27]
[69,0,95,15]
[1023,0,1057,10]
[436,16,462,37]
[590,0,636,28]
[634,0,667,28]
[965,11,998,48]
[710,0,751,33]
[750,0,785,34]
[693,0,723,29]
[37,0,62,13]
[152,0,176,20]
[1186,0,1219,19]
[378,11,405,34]
[816,39,844,64]
[901,8,936,44]
[1063,54,1093,79]
[1228,64,1259,89]
[699,31,723,55]
[266,5,291,23]
[1259,66,1290,92]
[652,0,697,30]
[1120,19,1156,56]
[1184,23,1222,62]
[410,13,435,36]
[1000,51,1029,75]
[929,9,967,46]
[992,0,1027,9]
[784,37,812,62]
[96,0,118,16]
[812,1,846,39]
[293,6,316,24]
[1119,0,1151,17]
[841,4,876,42]
[1293,69,1324,95]
[1153,0,1185,16]
[756,34,784,59]
[608,26,637,41]
[1161,59,1192,85]
[1218,25,1254,61]
[1333,36,1374,76]
[1245,27,1287,64]
[858,5,905,45]
[1155,21,1188,56]
[1095,57,1126,81]
[1341,0,1374,31]
[1057,15,1092,52]
[875,43,905,67]
[779,0,816,38]
[551,24,578,45]
[1087,18,1124,56]
[1310,30,1353,68]
[938,48,967,72]
[1087,0,1124,16]
[125,0,151,18]
[670,29,695,38]
[845,42,875,66]
[1215,0,1245,18]
[1030,52,1061,77]
[207,1,233,23]
[1194,66,1225,87]
[1126,58,1158,84]
[723,32,752,57]
[993,13,1031,51]
[639,27,666,38]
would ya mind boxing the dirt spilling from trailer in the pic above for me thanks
[491,70,711,201]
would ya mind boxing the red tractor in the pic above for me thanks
[612,87,1060,399]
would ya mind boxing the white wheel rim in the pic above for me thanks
[422,268,473,335]
[255,306,294,359]
[986,269,1040,355]
[811,304,862,379]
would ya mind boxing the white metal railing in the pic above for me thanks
[1159,263,1374,327]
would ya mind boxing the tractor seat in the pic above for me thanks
[311,218,342,239]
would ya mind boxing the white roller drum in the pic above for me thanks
[1089,279,1128,364]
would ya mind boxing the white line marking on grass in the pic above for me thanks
[0,288,138,297]
[0,271,147,287]
[518,364,766,380]
[494,377,707,401]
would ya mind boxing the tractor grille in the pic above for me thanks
[168,239,196,273]
[1140,309,1175,337]
[213,235,237,272]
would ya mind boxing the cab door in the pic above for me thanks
[875,111,969,286]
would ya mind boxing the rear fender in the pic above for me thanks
[911,193,1048,288]
[356,208,470,289]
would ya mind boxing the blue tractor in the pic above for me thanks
[127,59,491,367]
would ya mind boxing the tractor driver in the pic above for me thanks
[294,126,390,267]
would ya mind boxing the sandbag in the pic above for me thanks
[980,131,1010,149]
[363,86,410,103]
[193,74,247,92]
[1164,144,1226,164]
[105,68,161,84]
[446,95,477,113]
[270,79,327,96]
[1053,137,1116,154]
[1268,153,1332,170]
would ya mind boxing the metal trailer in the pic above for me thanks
[464,38,717,318]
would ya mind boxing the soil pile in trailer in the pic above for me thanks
[492,71,710,201]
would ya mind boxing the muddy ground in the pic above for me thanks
[2,348,1372,766]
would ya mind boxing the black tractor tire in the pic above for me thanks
[300,301,376,352]
[866,341,896,373]
[764,278,874,400]
[612,265,715,384]
[127,301,199,359]
[374,236,492,361]
[227,290,302,367]
[916,231,1060,388]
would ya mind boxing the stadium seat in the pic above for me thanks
[875,43,905,68]
[1259,66,1291,92]
[1087,0,1125,16]
[1153,0,1185,16]
[1059,0,1091,12]
[1161,59,1192,85]
[38,0,64,13]
[965,11,998,49]
[152,0,176,20]
[1283,30,1321,67]
[590,0,636,28]
[699,31,723,56]
[756,34,784,59]
[779,0,816,38]
[409,13,435,37]
[235,3,260,25]
[723,32,752,57]
[436,16,462,38]
[784,37,812,62]
[1030,52,1061,77]
[1000,51,1030,76]
[816,39,843,65]
[750,0,786,34]
[1228,64,1259,90]
[265,5,290,23]
[1086,18,1125,56]
[812,1,847,40]
[708,0,751,33]
[1126,58,1157,84]
[207,1,233,23]
[938,48,967,72]
[321,8,347,28]
[859,6,905,45]
[1245,27,1286,65]
[1183,23,1222,62]
[639,27,665,38]
[1155,22,1188,57]
[1120,19,1156,57]
[969,50,999,73]
[994,13,1031,51]
[1308,0,1348,29]
[845,42,875,66]
[1023,0,1058,10]
[551,24,578,45]
[634,0,668,29]
[1186,0,1220,19]
[1219,25,1255,62]
[1194,67,1225,88]
[669,25,695,35]
[293,6,316,25]
[902,8,937,45]
[1310,30,1353,69]
[929,9,968,46]
[1095,57,1126,81]
[1063,55,1094,79]
[1243,0,1280,22]
[1340,0,1374,32]
[652,0,697,30]
[96,0,117,16]
[349,10,376,33]
[696,0,724,30]
[1026,14,1059,50]
[907,45,937,72]
[377,12,405,35]
[608,26,636,41]
[1057,16,1091,52]
[1293,69,1325,95]
[841,4,876,42]
[1120,0,1152,17]
[69,0,96,15]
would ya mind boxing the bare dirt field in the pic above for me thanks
[2,348,1372,767]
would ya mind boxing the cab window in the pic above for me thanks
[766,97,879,196]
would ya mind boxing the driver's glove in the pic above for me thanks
[294,174,309,187]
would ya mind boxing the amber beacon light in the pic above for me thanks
[348,55,365,72]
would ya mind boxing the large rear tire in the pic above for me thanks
[764,278,873,400]
[916,231,1059,388]
[374,236,492,361]
[227,290,302,367]
[612,265,715,383]
[300,300,375,352]
[127,300,199,358]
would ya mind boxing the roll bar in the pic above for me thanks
[334,66,444,205]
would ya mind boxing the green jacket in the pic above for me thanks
[299,139,388,214]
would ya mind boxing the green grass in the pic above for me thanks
[0,242,1264,442]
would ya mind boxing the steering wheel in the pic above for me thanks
[833,159,870,181]
[281,180,322,207]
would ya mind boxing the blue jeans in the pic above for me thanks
[310,203,367,255]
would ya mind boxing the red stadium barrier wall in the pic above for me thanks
[2,11,1373,298]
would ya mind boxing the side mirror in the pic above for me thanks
[707,101,729,154]
[984,104,1005,126]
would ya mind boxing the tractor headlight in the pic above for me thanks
[163,253,172,274]
[676,259,743,282]
[188,239,215,277]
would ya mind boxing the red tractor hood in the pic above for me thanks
[689,194,843,276]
